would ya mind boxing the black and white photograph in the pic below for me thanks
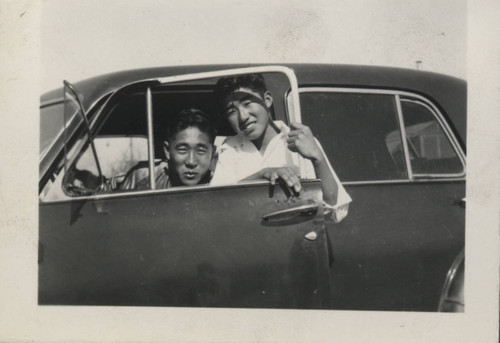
[0,0,499,342]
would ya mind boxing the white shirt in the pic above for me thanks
[211,122,352,222]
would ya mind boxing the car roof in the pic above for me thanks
[41,64,466,143]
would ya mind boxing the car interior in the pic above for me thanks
[62,73,292,196]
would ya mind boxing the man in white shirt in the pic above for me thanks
[211,74,351,222]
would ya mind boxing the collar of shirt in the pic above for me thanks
[220,121,289,156]
[212,121,292,184]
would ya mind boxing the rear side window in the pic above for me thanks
[299,89,464,182]
[300,92,407,181]
[399,99,463,176]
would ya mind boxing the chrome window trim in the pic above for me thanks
[40,175,467,204]
[155,65,300,116]
[341,178,465,186]
[146,87,156,190]
[39,179,286,204]
[40,66,301,203]
[296,87,466,182]
[395,94,413,180]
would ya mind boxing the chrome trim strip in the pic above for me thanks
[341,178,465,186]
[157,65,297,91]
[284,89,292,122]
[395,94,414,180]
[40,179,273,204]
[40,175,466,204]
[413,173,465,178]
[146,87,156,190]
[154,89,214,94]
[298,87,419,96]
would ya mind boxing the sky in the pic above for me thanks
[41,0,466,92]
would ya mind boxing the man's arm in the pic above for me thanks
[309,150,339,206]
[286,122,348,211]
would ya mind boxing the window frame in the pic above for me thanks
[398,97,465,179]
[40,66,305,203]
[296,87,466,185]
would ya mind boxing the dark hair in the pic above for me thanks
[165,108,216,144]
[214,73,268,108]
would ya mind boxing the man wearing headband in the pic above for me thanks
[120,108,216,190]
[212,74,351,222]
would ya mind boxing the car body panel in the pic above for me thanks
[39,181,332,308]
[328,181,464,311]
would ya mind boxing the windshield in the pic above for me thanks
[39,93,84,157]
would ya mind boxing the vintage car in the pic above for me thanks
[39,64,466,311]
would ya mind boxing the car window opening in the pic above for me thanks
[42,69,315,201]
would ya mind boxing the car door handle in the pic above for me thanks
[262,202,319,223]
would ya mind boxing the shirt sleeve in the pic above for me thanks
[120,166,149,190]
[301,141,352,223]
[323,202,350,223]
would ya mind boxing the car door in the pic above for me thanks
[298,87,466,311]
[38,66,332,309]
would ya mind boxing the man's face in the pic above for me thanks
[165,127,214,186]
[224,87,273,141]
